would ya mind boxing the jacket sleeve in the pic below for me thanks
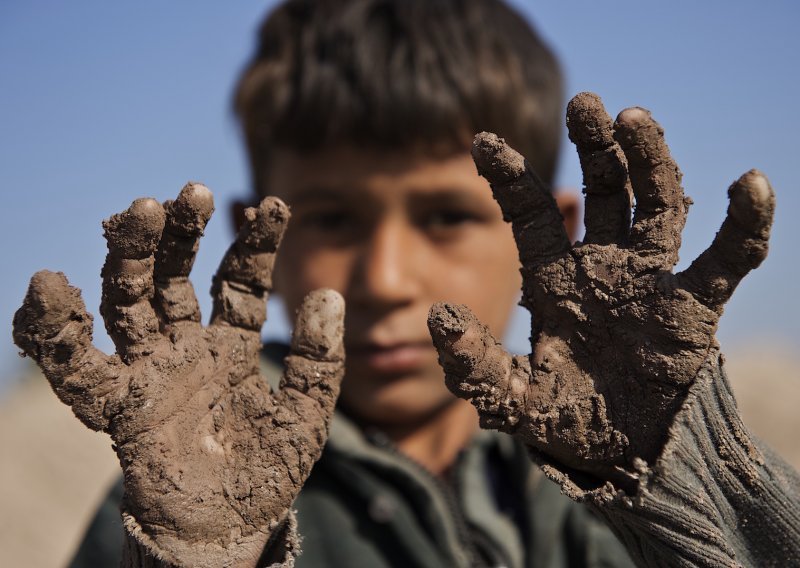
[530,350,800,567]
[70,477,301,568]
[120,511,300,568]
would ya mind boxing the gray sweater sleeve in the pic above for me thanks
[531,350,800,567]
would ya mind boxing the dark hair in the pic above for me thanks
[234,0,563,193]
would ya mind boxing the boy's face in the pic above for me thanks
[265,146,523,427]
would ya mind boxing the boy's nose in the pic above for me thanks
[349,217,424,309]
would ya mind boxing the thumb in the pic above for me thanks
[428,302,529,431]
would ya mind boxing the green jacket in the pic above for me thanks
[286,412,633,568]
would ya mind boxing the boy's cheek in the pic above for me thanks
[438,228,522,336]
[273,219,522,339]
[272,237,354,312]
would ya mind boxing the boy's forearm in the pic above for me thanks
[535,350,800,567]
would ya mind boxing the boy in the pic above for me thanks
[13,0,800,566]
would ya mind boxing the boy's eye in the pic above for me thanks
[299,210,354,232]
[421,209,476,230]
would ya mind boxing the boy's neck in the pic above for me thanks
[380,399,479,476]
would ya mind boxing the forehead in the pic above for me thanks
[265,146,489,203]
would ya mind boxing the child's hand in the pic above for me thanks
[428,92,774,486]
[13,185,345,566]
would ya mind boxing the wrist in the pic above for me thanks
[527,349,800,566]
[525,349,756,501]
[121,507,296,568]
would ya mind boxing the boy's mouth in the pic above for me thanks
[345,340,434,375]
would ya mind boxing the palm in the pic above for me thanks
[13,185,344,565]
[107,327,328,544]
[520,244,716,473]
[429,92,774,482]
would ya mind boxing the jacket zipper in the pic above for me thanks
[365,429,496,568]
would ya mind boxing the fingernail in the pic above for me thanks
[292,289,345,360]
[614,107,651,130]
[104,198,166,258]
[169,182,215,236]
[728,169,775,231]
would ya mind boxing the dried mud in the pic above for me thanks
[11,91,778,563]
[430,93,775,485]
[13,186,345,566]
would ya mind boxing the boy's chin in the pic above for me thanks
[338,373,459,430]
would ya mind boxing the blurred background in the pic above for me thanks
[1,1,798,565]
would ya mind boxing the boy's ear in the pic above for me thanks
[230,199,252,235]
[555,190,581,243]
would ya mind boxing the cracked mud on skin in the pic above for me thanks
[11,86,783,567]
[428,93,775,491]
[13,187,346,568]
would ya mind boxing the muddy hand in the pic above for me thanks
[428,92,774,483]
[13,184,345,567]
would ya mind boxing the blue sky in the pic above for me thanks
[1,1,798,393]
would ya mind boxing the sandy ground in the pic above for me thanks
[1,344,798,567]
[722,342,800,468]
[0,370,119,568]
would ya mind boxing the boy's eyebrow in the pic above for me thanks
[285,185,362,204]
[408,187,486,205]
[285,184,488,207]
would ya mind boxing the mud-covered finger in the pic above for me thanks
[13,271,127,431]
[566,92,632,245]
[277,289,345,421]
[100,198,166,360]
[428,302,529,430]
[472,132,570,269]
[678,170,775,313]
[210,196,289,331]
[613,108,690,266]
[154,182,214,325]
